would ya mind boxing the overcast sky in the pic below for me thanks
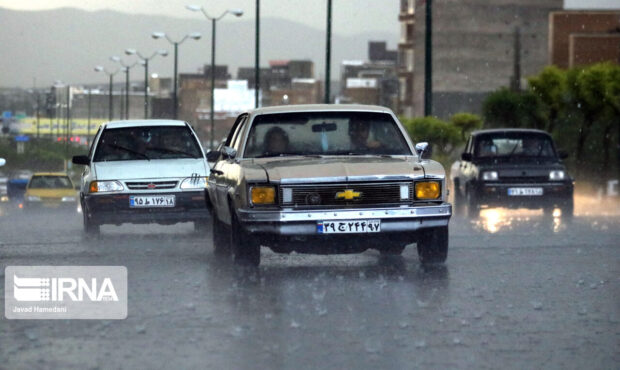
[1,0,617,36]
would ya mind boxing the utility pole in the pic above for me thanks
[424,0,433,117]
[510,26,522,92]
[324,0,332,104]
[255,0,260,108]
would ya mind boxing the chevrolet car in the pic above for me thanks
[206,104,452,266]
[72,120,210,237]
[450,128,574,218]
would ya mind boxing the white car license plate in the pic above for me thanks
[129,195,175,208]
[507,187,543,196]
[317,219,381,234]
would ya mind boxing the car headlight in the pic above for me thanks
[61,196,77,202]
[415,181,440,200]
[482,171,498,181]
[549,170,565,181]
[180,176,207,190]
[89,180,124,193]
[26,195,41,202]
[250,186,276,205]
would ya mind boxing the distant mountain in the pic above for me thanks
[0,7,397,88]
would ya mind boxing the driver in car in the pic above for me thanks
[348,119,383,152]
[263,127,290,155]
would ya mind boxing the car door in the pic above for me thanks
[212,114,248,221]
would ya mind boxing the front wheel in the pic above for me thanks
[83,209,100,239]
[466,188,480,218]
[230,212,260,266]
[416,226,448,264]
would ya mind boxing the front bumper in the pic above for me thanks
[477,182,573,208]
[83,190,209,225]
[237,203,452,235]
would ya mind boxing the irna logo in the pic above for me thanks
[13,274,119,302]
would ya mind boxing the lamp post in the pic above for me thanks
[255,0,260,108]
[325,0,332,104]
[186,4,243,150]
[152,32,202,119]
[110,56,139,119]
[125,49,168,119]
[94,66,120,121]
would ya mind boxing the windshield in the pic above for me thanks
[243,112,412,158]
[474,132,557,159]
[93,126,202,162]
[28,175,73,189]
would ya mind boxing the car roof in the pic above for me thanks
[103,120,187,129]
[31,172,70,177]
[472,128,551,136]
[247,104,394,116]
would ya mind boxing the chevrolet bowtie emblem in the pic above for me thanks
[335,189,361,200]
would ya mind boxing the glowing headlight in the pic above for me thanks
[549,170,565,181]
[482,171,498,181]
[180,176,207,189]
[250,186,276,205]
[61,196,77,202]
[26,195,41,202]
[89,181,124,193]
[415,181,440,200]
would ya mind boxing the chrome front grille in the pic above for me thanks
[126,181,178,190]
[280,182,412,207]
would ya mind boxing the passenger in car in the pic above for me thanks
[263,127,290,155]
[348,119,383,152]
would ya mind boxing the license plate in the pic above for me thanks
[507,187,543,196]
[317,219,381,234]
[129,195,175,208]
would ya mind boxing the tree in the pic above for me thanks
[450,113,482,141]
[481,88,546,129]
[528,65,567,133]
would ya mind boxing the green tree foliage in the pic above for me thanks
[450,112,483,141]
[482,62,620,179]
[401,116,461,166]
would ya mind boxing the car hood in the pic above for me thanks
[26,188,76,198]
[93,159,208,180]
[248,156,427,184]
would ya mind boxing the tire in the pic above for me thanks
[212,214,231,256]
[453,179,464,216]
[230,211,260,266]
[560,198,574,222]
[83,209,100,239]
[416,226,448,264]
[466,187,480,219]
[379,244,406,256]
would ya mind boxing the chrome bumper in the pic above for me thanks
[237,203,452,235]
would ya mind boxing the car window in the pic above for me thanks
[230,116,248,150]
[28,176,73,189]
[474,133,556,158]
[243,112,412,158]
[93,126,202,162]
[225,114,248,148]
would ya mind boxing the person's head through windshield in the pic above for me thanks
[349,118,382,152]
[521,136,541,156]
[263,127,289,155]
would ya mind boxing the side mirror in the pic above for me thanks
[222,146,237,159]
[558,150,568,160]
[0,158,5,167]
[206,150,221,162]
[72,155,90,166]
[461,152,472,161]
[415,142,429,158]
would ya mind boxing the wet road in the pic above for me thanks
[0,203,618,369]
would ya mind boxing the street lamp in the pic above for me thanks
[94,66,120,121]
[110,56,139,119]
[124,48,168,119]
[152,31,202,119]
[325,0,332,104]
[186,4,243,150]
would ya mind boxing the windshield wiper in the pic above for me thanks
[108,144,150,160]
[148,146,198,159]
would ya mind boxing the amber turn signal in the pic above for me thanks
[251,186,276,205]
[415,181,440,199]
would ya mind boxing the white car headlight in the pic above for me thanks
[180,176,207,190]
[89,180,124,193]
[26,195,41,202]
[482,171,498,181]
[61,196,77,202]
[549,170,565,181]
